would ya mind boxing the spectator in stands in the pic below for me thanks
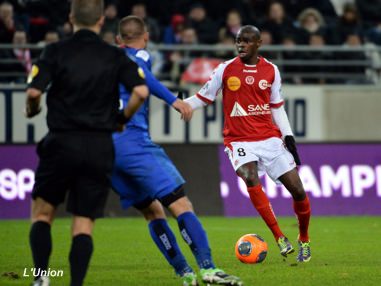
[355,0,381,28]
[301,33,334,84]
[37,29,60,46]
[282,0,337,25]
[0,0,28,30]
[366,21,381,45]
[102,30,116,45]
[186,3,218,44]
[59,21,73,39]
[101,2,119,35]
[12,28,31,73]
[339,33,368,83]
[334,3,363,44]
[166,26,200,82]
[44,30,59,44]
[162,14,185,44]
[0,28,31,83]
[24,0,50,43]
[260,30,278,60]
[178,26,200,51]
[0,1,15,42]
[215,29,235,59]
[296,8,326,44]
[131,2,161,43]
[218,9,242,41]
[260,1,296,44]
[281,35,303,84]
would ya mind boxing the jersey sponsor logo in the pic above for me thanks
[230,102,248,117]
[27,65,39,84]
[227,76,241,91]
[243,69,257,73]
[159,234,172,250]
[258,79,271,90]
[245,76,254,85]
[136,50,150,62]
[247,103,271,115]
[230,102,271,117]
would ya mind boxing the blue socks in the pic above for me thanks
[177,212,215,269]
[149,219,192,276]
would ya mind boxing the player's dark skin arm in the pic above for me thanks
[25,88,42,118]
[237,162,305,200]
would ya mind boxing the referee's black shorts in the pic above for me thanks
[32,131,114,220]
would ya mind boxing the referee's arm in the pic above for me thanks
[25,44,55,118]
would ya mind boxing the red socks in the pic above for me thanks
[247,185,284,241]
[293,196,311,242]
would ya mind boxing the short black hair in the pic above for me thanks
[238,25,261,40]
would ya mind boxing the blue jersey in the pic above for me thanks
[112,47,184,209]
[113,47,177,140]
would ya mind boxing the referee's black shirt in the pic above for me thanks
[28,29,145,132]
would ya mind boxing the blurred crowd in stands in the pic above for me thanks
[1,0,381,84]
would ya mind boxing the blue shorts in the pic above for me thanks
[111,135,185,209]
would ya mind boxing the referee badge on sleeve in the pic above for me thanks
[137,67,145,79]
[27,65,39,84]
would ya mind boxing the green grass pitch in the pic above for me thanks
[0,216,380,286]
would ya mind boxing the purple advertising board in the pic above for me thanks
[219,144,381,216]
[0,145,37,219]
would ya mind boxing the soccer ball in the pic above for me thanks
[235,234,268,264]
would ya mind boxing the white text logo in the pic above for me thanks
[0,169,34,200]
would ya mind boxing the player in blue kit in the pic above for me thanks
[112,16,243,286]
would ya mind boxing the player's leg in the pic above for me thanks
[163,191,242,286]
[70,216,94,286]
[111,141,197,285]
[138,199,197,285]
[262,137,310,261]
[278,170,311,262]
[236,161,293,257]
[65,134,113,286]
[30,197,56,286]
[227,143,284,242]
[162,190,215,270]
[30,133,71,286]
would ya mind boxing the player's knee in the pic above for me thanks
[290,185,306,201]
[31,206,53,222]
[72,216,94,236]
[143,207,166,221]
[237,173,259,187]
[31,200,55,224]
[140,200,166,221]
[167,196,194,217]
[159,187,186,208]
[236,167,260,187]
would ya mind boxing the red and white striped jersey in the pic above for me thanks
[196,56,284,146]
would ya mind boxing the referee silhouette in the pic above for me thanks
[25,1,148,285]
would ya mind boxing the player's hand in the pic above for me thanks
[284,135,301,166]
[115,123,125,132]
[172,98,193,122]
[24,106,42,118]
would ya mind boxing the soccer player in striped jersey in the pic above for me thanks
[185,25,311,263]
[112,16,243,286]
